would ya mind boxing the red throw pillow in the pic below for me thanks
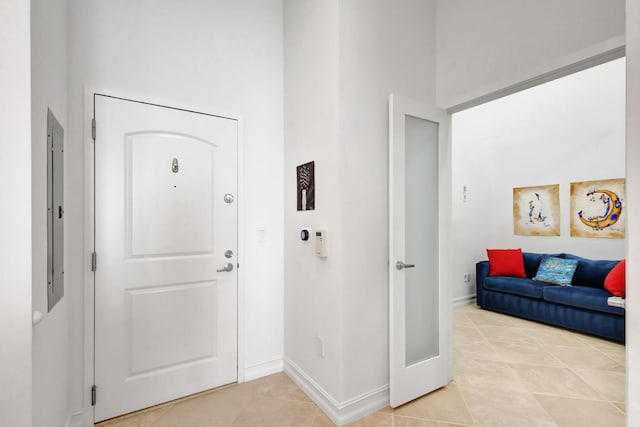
[604,260,626,297]
[486,248,526,278]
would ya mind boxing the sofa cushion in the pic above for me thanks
[533,256,579,286]
[604,260,626,297]
[487,248,526,278]
[543,285,625,316]
[483,276,547,299]
[563,254,619,288]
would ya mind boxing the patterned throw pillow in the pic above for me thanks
[533,256,579,286]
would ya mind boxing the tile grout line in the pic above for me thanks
[546,343,625,373]
[564,363,620,401]
[538,343,571,369]
[594,346,627,367]
[454,384,479,427]
[608,400,626,415]
[530,390,614,404]
[529,392,561,427]
[394,413,476,426]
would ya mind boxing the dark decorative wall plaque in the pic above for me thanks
[297,161,315,211]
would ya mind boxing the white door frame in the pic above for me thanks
[82,86,245,424]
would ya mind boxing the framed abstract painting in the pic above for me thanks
[570,178,625,239]
[513,184,560,236]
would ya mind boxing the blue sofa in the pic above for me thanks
[476,252,625,342]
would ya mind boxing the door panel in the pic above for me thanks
[94,95,238,422]
[404,115,440,367]
[389,94,452,407]
[127,132,215,257]
[128,282,216,374]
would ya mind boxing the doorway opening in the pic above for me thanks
[449,57,626,423]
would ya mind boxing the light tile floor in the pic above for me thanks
[96,304,625,426]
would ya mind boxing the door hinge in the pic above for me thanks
[91,385,97,406]
[91,252,97,272]
[91,118,96,141]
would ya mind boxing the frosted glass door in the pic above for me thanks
[404,115,439,366]
[389,94,451,407]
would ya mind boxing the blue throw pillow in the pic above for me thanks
[522,252,564,278]
[533,256,579,286]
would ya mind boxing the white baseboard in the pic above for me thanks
[453,294,476,308]
[243,358,283,382]
[284,357,389,427]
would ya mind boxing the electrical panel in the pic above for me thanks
[47,109,64,312]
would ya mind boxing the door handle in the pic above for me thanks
[396,261,415,270]
[217,262,234,272]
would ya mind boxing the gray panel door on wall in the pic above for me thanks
[47,109,64,312]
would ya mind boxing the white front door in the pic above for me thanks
[94,95,238,422]
[389,94,452,407]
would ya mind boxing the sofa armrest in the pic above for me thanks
[476,261,490,307]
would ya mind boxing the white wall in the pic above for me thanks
[625,0,639,424]
[436,0,625,108]
[0,1,33,426]
[30,0,70,426]
[67,0,284,417]
[284,0,343,399]
[338,0,436,401]
[451,58,626,302]
[283,0,344,402]
[284,0,436,422]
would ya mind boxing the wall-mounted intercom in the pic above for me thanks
[47,109,64,312]
[315,229,327,258]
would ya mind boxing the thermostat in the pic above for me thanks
[315,229,328,258]
[300,229,310,241]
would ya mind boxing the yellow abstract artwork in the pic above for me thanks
[570,178,625,239]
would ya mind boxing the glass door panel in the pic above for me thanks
[404,115,439,366]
